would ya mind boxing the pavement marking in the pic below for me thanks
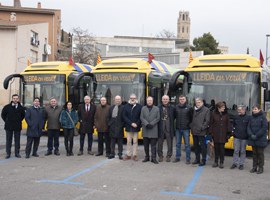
[39,159,111,186]
[160,166,219,199]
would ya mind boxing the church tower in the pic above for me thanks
[177,11,190,41]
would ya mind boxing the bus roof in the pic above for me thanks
[94,58,177,75]
[187,54,261,69]
[22,61,93,73]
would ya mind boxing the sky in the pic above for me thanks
[2,0,270,59]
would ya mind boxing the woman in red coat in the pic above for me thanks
[209,102,232,168]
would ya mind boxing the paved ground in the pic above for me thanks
[0,111,270,200]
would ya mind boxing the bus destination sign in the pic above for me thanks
[24,75,57,83]
[96,73,136,82]
[192,72,248,82]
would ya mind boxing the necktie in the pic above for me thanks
[87,105,89,112]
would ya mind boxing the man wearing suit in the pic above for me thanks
[108,95,125,160]
[140,96,160,164]
[77,95,96,156]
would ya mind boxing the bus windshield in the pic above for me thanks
[22,74,66,107]
[185,71,260,114]
[94,72,146,105]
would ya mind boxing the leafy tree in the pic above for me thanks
[156,29,176,39]
[71,27,100,65]
[188,32,221,55]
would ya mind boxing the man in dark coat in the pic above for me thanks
[108,95,124,160]
[1,94,25,159]
[190,97,210,166]
[230,105,250,170]
[174,95,193,164]
[123,94,142,161]
[77,95,96,156]
[140,96,160,164]
[25,97,45,158]
[157,95,175,162]
[94,97,111,157]
[44,97,62,156]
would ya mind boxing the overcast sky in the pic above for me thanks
[2,0,270,59]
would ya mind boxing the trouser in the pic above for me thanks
[252,146,264,169]
[143,137,158,160]
[79,132,93,152]
[98,132,111,155]
[6,130,21,155]
[47,129,60,152]
[175,129,191,161]
[110,137,123,156]
[63,128,74,153]
[214,142,225,164]
[233,138,247,165]
[25,136,40,156]
[157,130,172,158]
[193,135,207,163]
[126,131,138,156]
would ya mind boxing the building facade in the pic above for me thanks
[0,20,48,105]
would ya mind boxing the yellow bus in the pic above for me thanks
[75,57,178,139]
[4,61,94,128]
[169,54,270,150]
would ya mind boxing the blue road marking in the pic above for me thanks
[40,159,110,186]
[160,166,219,199]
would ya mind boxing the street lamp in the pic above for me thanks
[266,34,270,66]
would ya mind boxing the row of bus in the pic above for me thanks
[4,54,270,150]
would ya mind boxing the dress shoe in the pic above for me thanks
[250,167,257,173]
[32,154,39,157]
[219,163,224,169]
[5,155,10,159]
[88,151,94,155]
[15,154,21,158]
[158,157,163,162]
[151,159,159,164]
[95,153,103,156]
[142,157,150,162]
[186,160,191,165]
[108,155,115,159]
[119,155,123,160]
[230,164,237,169]
[173,158,180,163]
[166,157,171,162]
[105,154,110,158]
[77,151,83,156]
[70,152,74,156]
[66,152,70,156]
[45,151,52,156]
[25,155,30,159]
[133,155,139,161]
[199,162,205,166]
[212,162,218,168]
[54,151,60,156]
[257,168,263,174]
[192,160,200,165]
[238,165,244,170]
[123,155,131,161]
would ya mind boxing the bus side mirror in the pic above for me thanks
[150,87,157,97]
[265,90,270,101]
[262,82,268,90]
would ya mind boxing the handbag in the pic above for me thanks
[66,111,79,136]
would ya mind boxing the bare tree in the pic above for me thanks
[71,27,99,65]
[156,29,176,39]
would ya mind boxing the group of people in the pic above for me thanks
[1,94,268,174]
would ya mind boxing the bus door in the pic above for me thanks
[72,72,96,107]
[169,70,190,104]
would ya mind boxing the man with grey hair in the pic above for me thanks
[108,95,124,160]
[44,97,62,156]
[123,94,142,161]
[190,97,210,166]
[230,105,250,170]
[78,95,96,156]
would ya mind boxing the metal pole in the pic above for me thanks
[266,34,270,66]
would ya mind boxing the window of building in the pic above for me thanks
[30,50,38,63]
[30,31,39,46]
[182,14,185,21]
[182,27,185,33]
